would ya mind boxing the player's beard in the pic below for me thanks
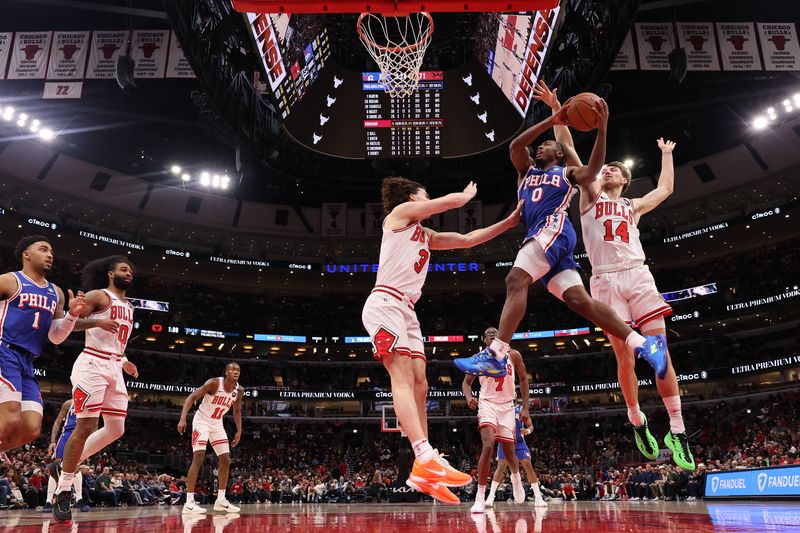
[112,275,132,290]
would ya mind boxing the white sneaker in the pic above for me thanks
[471,500,486,513]
[213,499,240,513]
[484,496,495,508]
[534,497,548,507]
[512,482,525,504]
[182,501,207,514]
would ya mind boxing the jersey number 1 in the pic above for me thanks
[603,220,630,243]
[211,407,225,420]
[32,311,41,329]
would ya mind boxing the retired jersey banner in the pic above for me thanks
[757,23,800,71]
[677,23,720,71]
[165,31,195,78]
[7,32,52,79]
[717,22,762,71]
[364,203,385,236]
[131,29,169,78]
[611,31,637,70]
[86,30,128,79]
[458,201,484,234]
[47,31,90,79]
[321,203,347,237]
[634,23,674,70]
[43,81,83,99]
[0,33,12,79]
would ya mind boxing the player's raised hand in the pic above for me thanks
[95,319,119,334]
[67,289,88,317]
[462,181,477,200]
[467,397,478,410]
[657,137,676,154]
[552,101,571,126]
[592,98,609,132]
[122,360,139,378]
[177,419,187,435]
[532,80,560,110]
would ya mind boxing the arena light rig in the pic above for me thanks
[1,106,56,141]
[752,92,800,130]
[171,165,231,189]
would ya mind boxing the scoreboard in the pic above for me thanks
[362,71,444,158]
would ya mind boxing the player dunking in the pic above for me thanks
[455,97,669,380]
[178,362,243,514]
[462,327,529,513]
[43,400,89,513]
[0,236,86,454]
[534,81,694,470]
[51,255,138,524]
[362,177,523,504]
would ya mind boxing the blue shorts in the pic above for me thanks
[55,429,74,459]
[0,342,42,409]
[497,443,531,461]
[539,219,580,289]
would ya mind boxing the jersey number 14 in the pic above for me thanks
[603,220,630,243]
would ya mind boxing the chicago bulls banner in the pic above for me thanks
[716,23,762,71]
[8,31,52,79]
[87,31,128,79]
[321,202,347,237]
[757,23,800,71]
[611,31,637,70]
[364,203,385,236]
[0,33,12,80]
[165,31,195,78]
[131,29,169,78]
[634,23,674,70]
[47,31,90,79]
[677,23,720,71]
[458,201,483,234]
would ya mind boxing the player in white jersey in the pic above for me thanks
[178,362,243,514]
[362,176,523,505]
[462,327,529,513]
[535,81,694,471]
[51,255,138,524]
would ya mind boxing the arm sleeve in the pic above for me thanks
[48,313,78,344]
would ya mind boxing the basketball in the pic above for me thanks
[566,92,602,131]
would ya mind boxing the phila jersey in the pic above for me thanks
[84,289,134,356]
[479,361,515,403]
[197,377,239,421]
[580,192,646,274]
[373,222,429,304]
[518,165,576,244]
[0,272,58,356]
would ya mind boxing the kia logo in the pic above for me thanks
[711,477,719,493]
[758,473,768,492]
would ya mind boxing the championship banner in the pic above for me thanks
[611,31,637,70]
[7,31,52,79]
[46,31,90,79]
[364,203,385,236]
[321,202,347,237]
[458,201,483,234]
[634,23,674,71]
[131,29,169,78]
[677,23,720,71]
[43,81,83,99]
[716,22,762,71]
[86,30,128,79]
[757,23,800,71]
[0,33,13,80]
[165,31,195,78]
[511,6,560,117]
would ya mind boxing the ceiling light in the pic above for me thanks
[18,113,27,122]
[39,128,55,141]
[181,173,190,182]
[200,172,210,186]
[221,175,230,189]
[2,107,14,120]
[17,119,26,127]
[212,174,220,188]
[752,117,768,130]
[766,107,775,114]
[170,165,181,175]
[623,158,634,168]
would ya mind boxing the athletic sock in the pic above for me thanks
[411,438,436,463]
[217,489,226,501]
[56,471,75,494]
[531,481,543,500]
[476,485,486,504]
[625,332,647,351]
[46,476,56,504]
[627,403,645,427]
[489,339,510,361]
[74,471,83,501]
[187,492,195,504]
[663,395,685,434]
[487,480,499,500]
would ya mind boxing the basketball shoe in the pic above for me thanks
[632,413,659,460]
[665,432,696,471]
[635,334,668,379]
[406,454,469,504]
[455,349,508,377]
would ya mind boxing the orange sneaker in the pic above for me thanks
[435,451,472,487]
[406,476,460,505]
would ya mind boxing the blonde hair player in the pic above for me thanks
[534,80,694,471]
[362,177,523,504]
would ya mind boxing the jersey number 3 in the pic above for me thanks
[413,249,429,274]
[603,220,630,243]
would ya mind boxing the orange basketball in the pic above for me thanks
[566,92,601,131]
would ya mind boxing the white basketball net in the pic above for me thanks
[358,12,434,99]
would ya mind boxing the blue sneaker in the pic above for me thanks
[454,348,508,377]
[635,334,668,379]
[77,499,90,512]
[42,502,52,513]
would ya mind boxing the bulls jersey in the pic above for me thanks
[0,272,58,356]
[197,377,239,422]
[479,361,515,403]
[84,289,134,357]
[518,165,576,244]
[580,192,646,274]
[373,222,429,304]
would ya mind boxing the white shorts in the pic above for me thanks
[512,239,583,300]
[477,399,515,443]
[70,352,128,419]
[590,265,672,330]
[362,290,425,362]
[192,413,230,455]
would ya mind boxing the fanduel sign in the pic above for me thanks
[705,466,800,498]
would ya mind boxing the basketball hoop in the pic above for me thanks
[357,12,434,99]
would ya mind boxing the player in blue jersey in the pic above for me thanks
[43,399,89,513]
[455,101,668,378]
[0,236,88,453]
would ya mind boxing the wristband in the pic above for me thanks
[121,356,129,363]
[65,313,78,322]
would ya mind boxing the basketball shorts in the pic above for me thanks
[589,265,672,330]
[55,428,74,459]
[192,413,230,455]
[514,217,583,300]
[70,351,128,419]
[0,342,43,413]
[477,399,515,443]
[362,290,425,362]
[497,443,531,461]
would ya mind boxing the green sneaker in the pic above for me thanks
[632,413,659,460]
[665,431,696,471]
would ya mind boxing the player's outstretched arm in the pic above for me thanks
[462,374,478,410]
[390,181,477,223]
[47,399,71,456]
[509,350,530,424]
[533,80,582,167]
[48,286,89,344]
[632,138,676,219]
[568,99,608,199]
[510,109,570,178]
[427,200,523,250]
[71,290,116,332]
[177,379,217,434]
